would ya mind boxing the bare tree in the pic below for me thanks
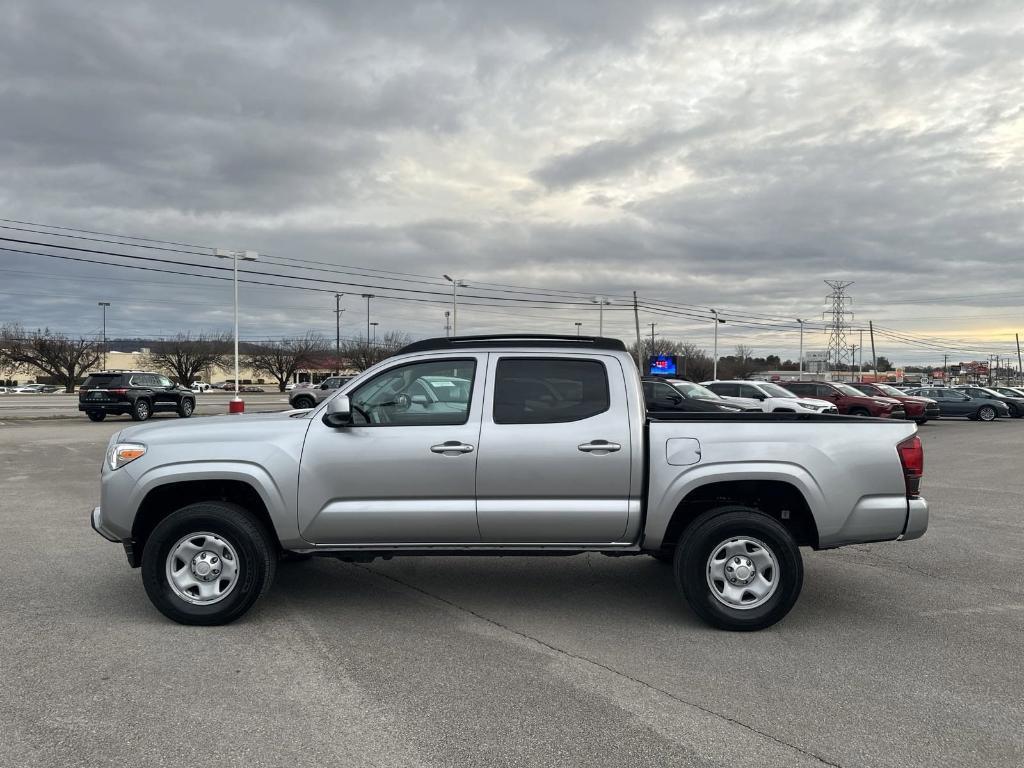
[0,324,101,392]
[145,333,231,386]
[342,331,412,371]
[244,333,328,392]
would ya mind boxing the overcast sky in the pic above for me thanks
[1,0,1022,366]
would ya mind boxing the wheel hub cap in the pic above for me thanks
[190,551,221,580]
[726,556,755,585]
[706,536,780,611]
[166,532,239,605]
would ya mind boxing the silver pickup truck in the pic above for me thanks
[91,335,928,631]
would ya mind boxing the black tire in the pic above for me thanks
[141,502,277,626]
[674,506,803,631]
[292,395,316,410]
[130,398,152,421]
[86,411,106,422]
[915,419,928,426]
[849,407,870,417]
[977,405,997,422]
[177,397,195,418]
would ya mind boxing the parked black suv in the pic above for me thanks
[78,371,196,422]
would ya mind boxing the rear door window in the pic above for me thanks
[493,358,609,424]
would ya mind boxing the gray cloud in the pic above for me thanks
[1,0,1022,365]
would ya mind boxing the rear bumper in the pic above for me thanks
[79,403,130,414]
[901,497,929,541]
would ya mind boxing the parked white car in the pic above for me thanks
[701,380,839,413]
[191,382,211,393]
[9,384,45,394]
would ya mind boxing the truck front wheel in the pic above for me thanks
[141,502,277,626]
[675,507,803,631]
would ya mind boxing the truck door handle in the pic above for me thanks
[578,440,621,454]
[430,441,474,455]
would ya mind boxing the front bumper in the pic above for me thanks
[901,497,929,541]
[91,505,140,566]
[90,505,119,542]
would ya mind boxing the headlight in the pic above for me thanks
[108,442,146,470]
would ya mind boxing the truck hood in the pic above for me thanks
[117,409,310,446]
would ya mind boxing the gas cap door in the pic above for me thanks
[666,438,702,466]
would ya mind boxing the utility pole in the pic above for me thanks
[711,309,726,381]
[796,319,806,381]
[849,345,858,379]
[98,302,110,370]
[649,322,657,346]
[869,320,877,375]
[574,321,582,337]
[943,353,948,385]
[1016,333,1022,387]
[361,294,374,344]
[334,294,344,375]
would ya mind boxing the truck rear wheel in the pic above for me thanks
[675,506,802,631]
[141,502,277,626]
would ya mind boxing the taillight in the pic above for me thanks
[78,388,87,395]
[110,388,127,395]
[897,435,923,498]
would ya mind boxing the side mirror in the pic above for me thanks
[322,395,353,427]
[320,382,329,390]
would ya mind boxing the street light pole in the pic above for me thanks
[334,294,344,375]
[712,309,725,380]
[796,318,806,381]
[215,249,258,411]
[649,322,656,346]
[361,294,374,344]
[443,275,467,336]
[591,297,611,336]
[98,302,110,370]
[574,321,582,337]
[370,321,379,344]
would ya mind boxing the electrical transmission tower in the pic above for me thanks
[822,280,855,374]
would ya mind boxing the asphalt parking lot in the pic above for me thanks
[1,416,1022,767]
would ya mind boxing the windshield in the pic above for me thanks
[759,383,796,398]
[835,383,867,397]
[669,381,721,400]
[874,384,906,398]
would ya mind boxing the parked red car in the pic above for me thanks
[845,382,940,425]
[786,381,907,419]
